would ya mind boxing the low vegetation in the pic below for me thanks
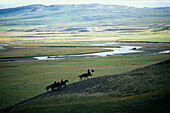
[0,53,170,110]
[4,58,170,113]
[0,26,170,111]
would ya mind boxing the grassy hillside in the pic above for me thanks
[0,4,169,31]
[2,59,170,113]
[0,53,169,110]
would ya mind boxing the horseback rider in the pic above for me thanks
[87,69,91,75]
[61,78,64,83]
[88,69,94,76]
[54,81,56,84]
[78,69,95,80]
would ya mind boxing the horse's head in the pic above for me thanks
[65,80,69,83]
[91,69,95,73]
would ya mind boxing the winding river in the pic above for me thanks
[1,41,170,62]
[34,45,142,60]
[0,42,144,62]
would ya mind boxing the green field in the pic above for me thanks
[1,54,170,113]
[0,24,170,112]
[0,53,170,110]
[0,26,170,44]
[0,24,170,109]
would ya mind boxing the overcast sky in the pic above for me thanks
[0,0,170,9]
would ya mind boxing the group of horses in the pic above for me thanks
[46,69,95,91]
[46,79,69,91]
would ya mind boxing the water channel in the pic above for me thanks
[34,43,142,60]
[1,42,170,62]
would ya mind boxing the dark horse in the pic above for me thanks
[46,82,56,91]
[55,82,62,90]
[78,69,95,80]
[46,81,61,91]
[61,80,69,87]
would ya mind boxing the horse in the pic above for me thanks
[46,82,57,91]
[78,69,95,80]
[61,80,69,87]
[55,82,62,90]
[46,81,61,91]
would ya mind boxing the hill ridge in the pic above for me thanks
[0,4,169,26]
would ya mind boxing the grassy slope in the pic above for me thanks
[0,4,169,27]
[4,58,170,113]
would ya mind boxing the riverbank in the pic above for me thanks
[1,42,170,62]
[0,47,111,61]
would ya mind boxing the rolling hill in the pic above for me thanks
[1,59,170,113]
[0,4,169,27]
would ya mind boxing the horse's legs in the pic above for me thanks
[79,77,82,81]
[52,87,55,91]
[83,76,88,80]
[58,86,61,90]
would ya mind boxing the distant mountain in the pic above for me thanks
[0,4,169,26]
[153,7,170,10]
